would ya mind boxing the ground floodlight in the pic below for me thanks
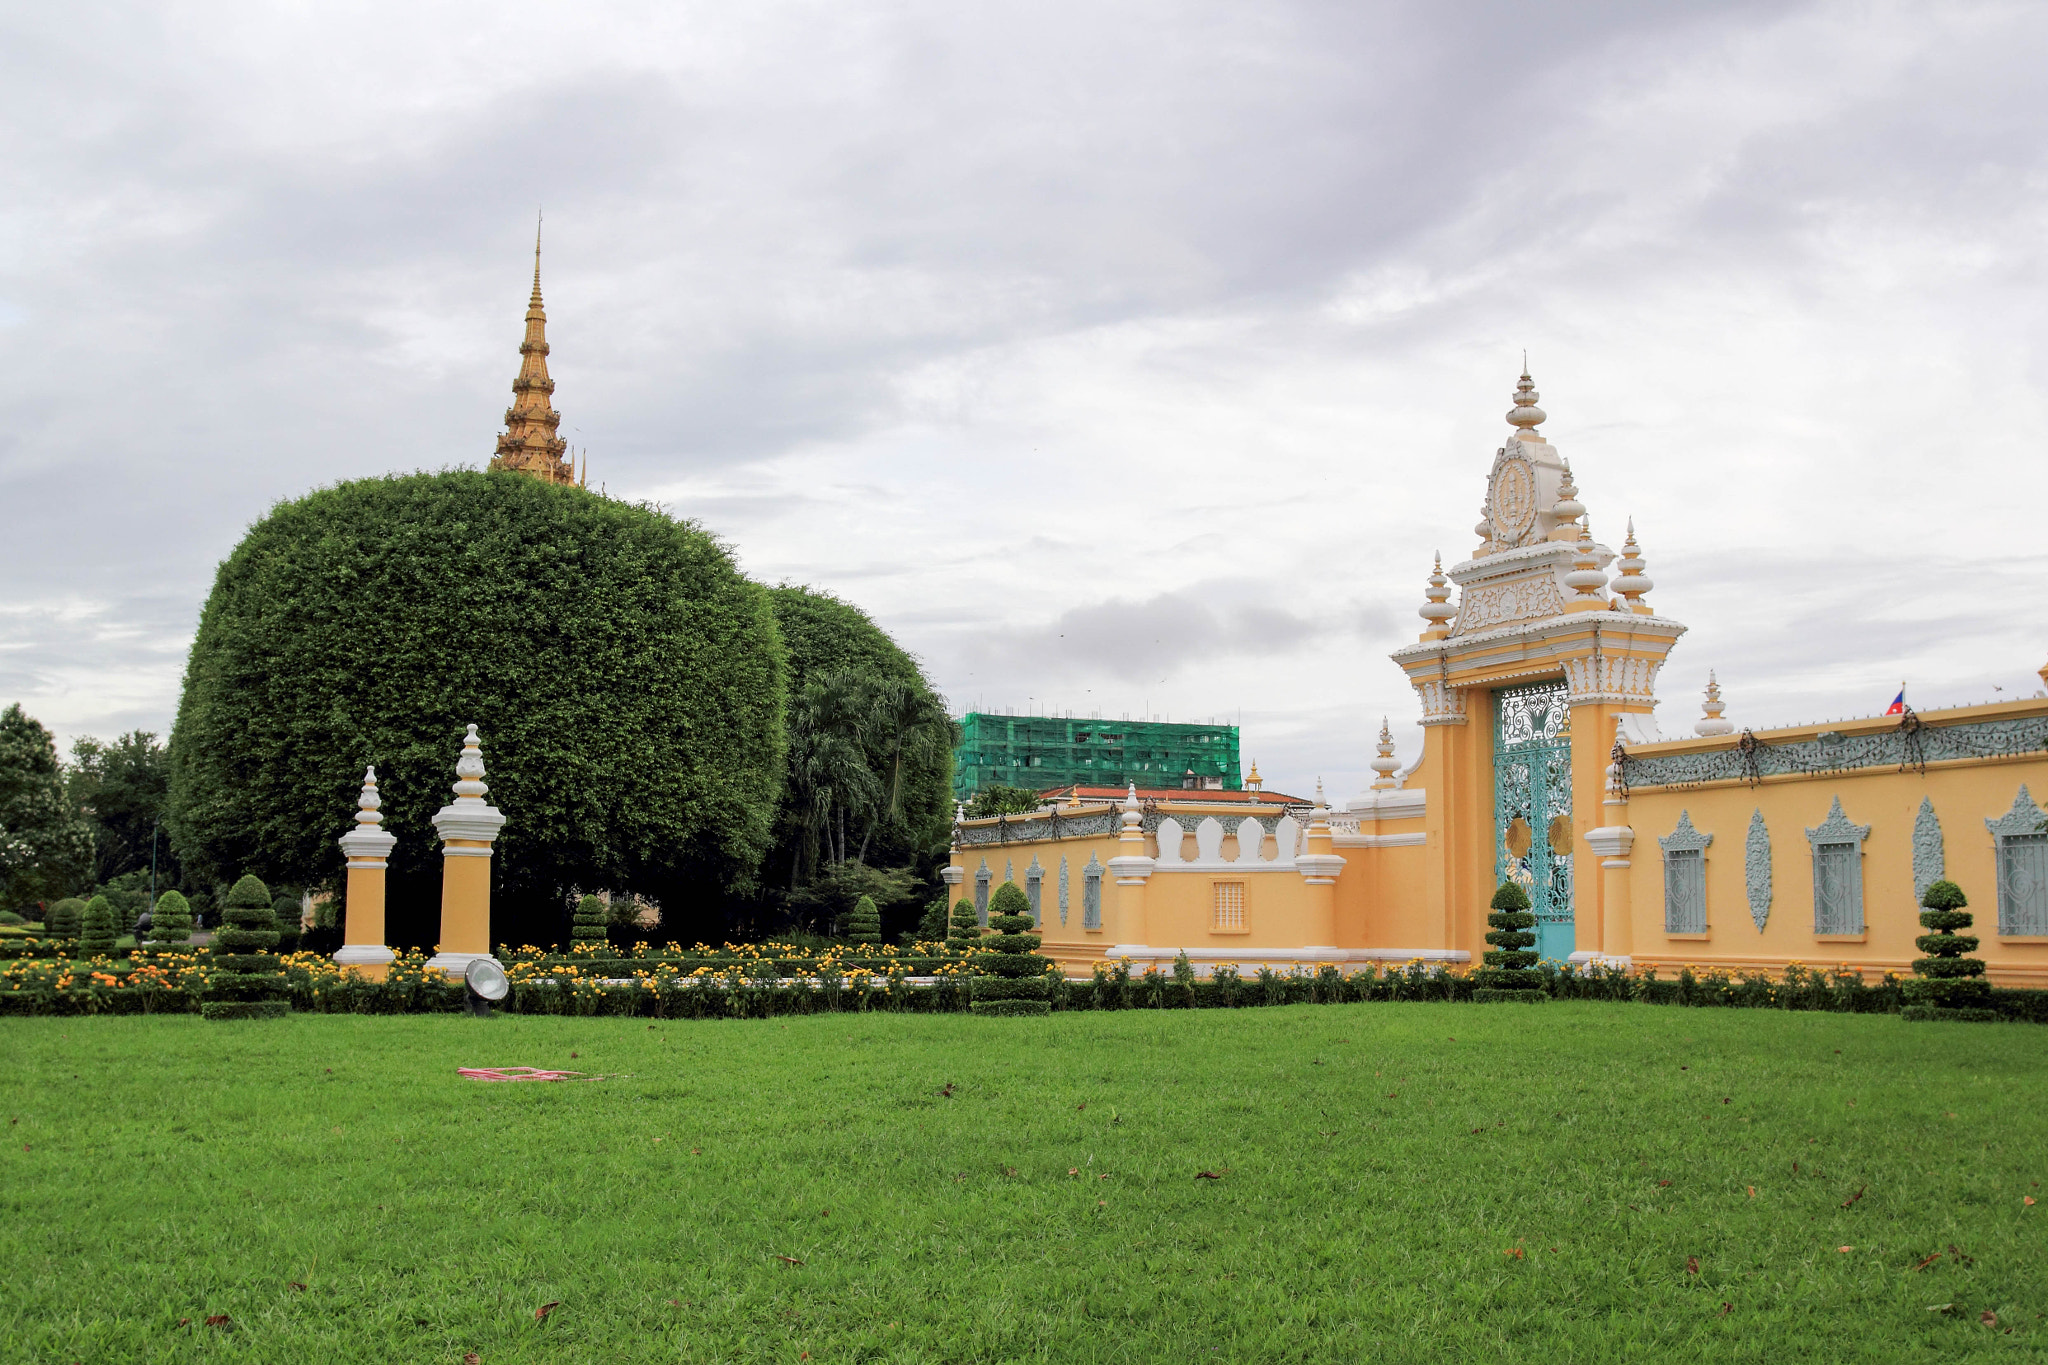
[464,957,510,1017]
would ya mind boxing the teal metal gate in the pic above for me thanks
[1494,679,1574,961]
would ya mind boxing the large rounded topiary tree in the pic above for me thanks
[204,873,289,1020]
[167,471,788,948]
[970,881,1052,1016]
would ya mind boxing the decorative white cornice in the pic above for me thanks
[1107,854,1156,886]
[1585,825,1634,865]
[1295,852,1346,885]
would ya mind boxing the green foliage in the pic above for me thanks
[783,860,918,937]
[202,873,289,1021]
[767,586,954,894]
[965,784,1042,819]
[915,894,948,941]
[987,881,1031,924]
[571,895,608,942]
[271,895,303,953]
[971,881,1050,1015]
[844,894,882,945]
[95,872,150,925]
[1920,879,1968,912]
[145,890,194,948]
[65,730,173,887]
[46,898,86,942]
[1476,881,1542,999]
[78,896,118,957]
[1903,879,1992,1021]
[166,470,788,949]
[0,704,94,907]
[948,897,981,943]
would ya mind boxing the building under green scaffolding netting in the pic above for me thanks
[952,712,1241,801]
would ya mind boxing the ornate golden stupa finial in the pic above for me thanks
[489,214,576,486]
[1245,760,1263,792]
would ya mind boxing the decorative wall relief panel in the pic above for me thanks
[1911,798,1945,902]
[1744,809,1772,931]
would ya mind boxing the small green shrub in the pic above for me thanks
[271,895,303,953]
[202,873,289,1021]
[1902,879,1994,1022]
[947,897,981,943]
[0,911,23,926]
[144,890,195,951]
[46,898,85,942]
[78,895,119,957]
[971,882,1050,1016]
[844,894,882,946]
[571,895,608,943]
[1475,880,1543,1003]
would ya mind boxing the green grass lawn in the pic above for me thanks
[2,1004,2042,1363]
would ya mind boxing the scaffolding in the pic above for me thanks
[952,713,1242,801]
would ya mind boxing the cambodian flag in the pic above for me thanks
[1885,688,1905,716]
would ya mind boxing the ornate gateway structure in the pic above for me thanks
[947,372,2048,986]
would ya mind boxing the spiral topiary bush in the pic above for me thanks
[844,894,882,946]
[1474,880,1544,1004]
[77,894,118,958]
[571,894,609,944]
[948,896,981,944]
[1901,879,1996,1023]
[45,897,85,944]
[971,881,1052,1016]
[143,890,194,954]
[202,873,289,1020]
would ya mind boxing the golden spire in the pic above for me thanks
[489,216,575,485]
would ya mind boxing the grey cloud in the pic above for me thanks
[970,587,1319,684]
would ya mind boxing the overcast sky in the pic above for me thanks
[4,0,2045,802]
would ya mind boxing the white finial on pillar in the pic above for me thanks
[1611,519,1654,613]
[1371,718,1400,789]
[1507,369,1546,439]
[1695,671,1734,736]
[1419,553,1455,639]
[334,765,398,976]
[428,723,508,979]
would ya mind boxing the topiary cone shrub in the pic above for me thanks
[1901,879,1997,1023]
[844,894,882,946]
[45,897,85,944]
[948,897,981,945]
[971,881,1052,1016]
[1473,880,1545,1004]
[202,873,290,1020]
[77,895,118,958]
[271,895,303,954]
[143,890,194,956]
[571,895,608,944]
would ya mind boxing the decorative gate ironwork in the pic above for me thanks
[1494,679,1574,959]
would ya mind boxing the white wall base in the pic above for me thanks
[1567,950,1633,969]
[333,944,395,968]
[1099,944,1470,977]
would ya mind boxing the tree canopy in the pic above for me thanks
[66,729,173,888]
[762,586,955,929]
[167,470,788,947]
[0,703,94,910]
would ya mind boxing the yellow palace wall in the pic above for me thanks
[944,377,2048,990]
[1614,700,2048,988]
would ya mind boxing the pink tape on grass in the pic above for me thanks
[458,1067,609,1082]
